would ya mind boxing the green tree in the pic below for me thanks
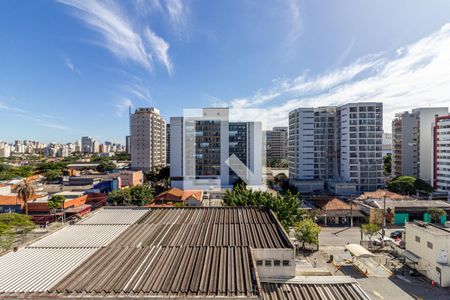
[383,154,392,176]
[360,223,381,241]
[428,208,447,223]
[145,166,170,194]
[0,213,35,252]
[387,176,433,195]
[44,169,63,182]
[96,161,117,173]
[108,185,154,206]
[223,184,304,228]
[17,180,35,215]
[48,195,66,210]
[294,218,321,249]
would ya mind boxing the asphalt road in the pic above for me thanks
[319,226,399,247]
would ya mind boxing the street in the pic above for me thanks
[314,226,450,300]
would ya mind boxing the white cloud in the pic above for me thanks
[215,23,450,131]
[114,98,133,117]
[58,0,174,75]
[144,27,173,75]
[63,55,81,74]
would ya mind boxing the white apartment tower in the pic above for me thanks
[130,108,166,172]
[289,103,384,193]
[434,115,450,192]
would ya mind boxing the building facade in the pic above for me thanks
[392,111,420,178]
[289,103,383,193]
[170,108,263,190]
[405,222,450,287]
[392,108,448,183]
[434,115,450,192]
[266,127,288,162]
[130,108,166,172]
[166,123,170,166]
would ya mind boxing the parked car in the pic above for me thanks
[390,229,405,239]
[373,237,396,246]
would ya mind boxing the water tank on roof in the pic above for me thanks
[437,250,448,265]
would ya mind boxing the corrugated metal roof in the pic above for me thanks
[109,207,292,249]
[110,222,289,248]
[28,225,128,248]
[0,248,97,293]
[79,207,148,224]
[261,277,371,300]
[49,246,259,298]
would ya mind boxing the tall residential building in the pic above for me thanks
[81,136,93,154]
[382,132,392,157]
[391,107,448,184]
[266,127,288,162]
[392,112,420,178]
[289,103,383,193]
[130,108,166,172]
[166,123,170,166]
[125,135,131,154]
[0,142,11,158]
[434,115,450,192]
[170,108,263,189]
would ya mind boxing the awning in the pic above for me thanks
[402,250,420,264]
[345,244,375,258]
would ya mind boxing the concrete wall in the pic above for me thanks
[252,248,295,279]
[405,223,450,287]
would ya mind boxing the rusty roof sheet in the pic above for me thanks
[108,207,292,249]
[261,277,371,300]
[49,246,259,298]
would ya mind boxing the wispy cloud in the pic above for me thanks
[15,114,68,130]
[114,98,133,117]
[62,55,81,74]
[58,0,175,75]
[144,27,173,75]
[121,82,152,102]
[214,23,450,131]
[0,101,26,113]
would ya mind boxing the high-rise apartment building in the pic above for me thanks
[266,127,288,162]
[289,103,384,193]
[392,112,420,177]
[81,136,93,154]
[434,115,450,192]
[166,123,170,166]
[130,108,166,172]
[391,107,448,184]
[170,108,263,189]
[382,132,392,157]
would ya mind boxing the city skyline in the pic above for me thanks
[2,1,450,144]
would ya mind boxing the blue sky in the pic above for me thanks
[1,0,450,144]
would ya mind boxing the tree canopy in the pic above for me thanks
[0,164,33,180]
[0,213,35,251]
[48,195,66,209]
[223,184,304,228]
[145,166,170,194]
[383,154,391,176]
[428,208,447,223]
[387,176,433,195]
[360,223,380,241]
[108,185,154,206]
[294,218,321,249]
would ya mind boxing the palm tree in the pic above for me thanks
[17,180,35,215]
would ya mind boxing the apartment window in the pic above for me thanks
[427,242,433,249]
[282,260,290,266]
[274,260,281,267]
[256,260,263,266]
[415,236,421,243]
[265,260,272,266]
